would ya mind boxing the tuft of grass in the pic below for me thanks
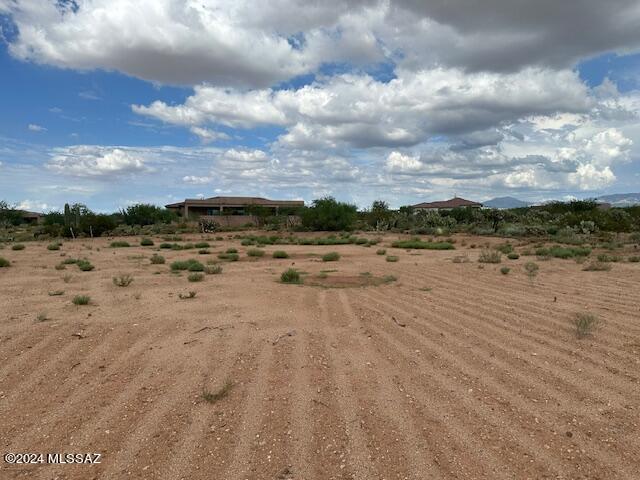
[225,248,238,254]
[201,378,233,404]
[386,255,399,262]
[140,238,154,246]
[36,312,49,322]
[272,250,289,259]
[47,242,61,251]
[217,252,239,261]
[281,268,302,284]
[62,258,79,264]
[77,259,95,271]
[628,256,640,263]
[495,243,513,254]
[507,252,520,260]
[0,257,10,267]
[391,240,455,250]
[171,259,204,271]
[62,273,73,283]
[247,248,265,257]
[376,248,387,255]
[452,255,469,263]
[12,243,25,251]
[573,312,600,338]
[205,264,223,274]
[113,274,134,287]
[596,253,622,263]
[178,291,197,299]
[524,261,539,280]
[536,246,592,259]
[322,251,340,262]
[478,250,502,263]
[55,263,66,270]
[159,242,173,249]
[48,290,64,296]
[72,295,90,305]
[188,272,204,282]
[382,274,397,283]
[110,241,130,248]
[198,249,210,255]
[583,261,611,271]
[500,266,510,275]
[150,254,165,264]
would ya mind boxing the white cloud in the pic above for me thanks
[28,123,46,132]
[46,146,152,178]
[190,126,230,144]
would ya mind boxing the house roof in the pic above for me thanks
[20,210,43,219]
[412,197,482,209]
[166,196,304,208]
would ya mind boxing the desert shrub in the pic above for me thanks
[495,243,513,254]
[628,256,640,263]
[179,291,197,299]
[77,260,94,271]
[62,258,79,264]
[524,261,539,279]
[181,243,194,250]
[198,249,210,254]
[226,248,238,254]
[188,260,205,271]
[55,263,66,270]
[110,241,130,248]
[376,248,387,255]
[72,295,90,305]
[507,253,520,260]
[150,254,165,264]
[478,250,502,263]
[217,252,239,261]
[201,378,233,403]
[281,268,302,284]
[500,266,510,275]
[386,255,399,262]
[322,252,340,262]
[47,242,61,250]
[170,260,191,271]
[188,272,204,282]
[11,244,25,250]
[205,264,223,274]
[452,255,469,263]
[159,243,173,249]
[247,248,265,257]
[62,274,72,283]
[272,250,289,258]
[0,257,9,267]
[521,248,533,256]
[195,242,210,249]
[597,253,622,262]
[140,238,154,246]
[391,240,454,250]
[113,274,134,287]
[48,290,64,296]
[573,312,600,338]
[300,197,357,231]
[241,239,254,246]
[583,261,611,271]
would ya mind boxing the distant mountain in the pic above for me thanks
[483,196,532,209]
[596,193,640,207]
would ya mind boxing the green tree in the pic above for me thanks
[300,197,358,231]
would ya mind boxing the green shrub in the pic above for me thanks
[150,254,165,264]
[113,274,134,287]
[55,263,66,270]
[226,248,238,254]
[628,256,640,263]
[47,242,61,251]
[0,257,10,267]
[62,258,79,264]
[281,268,302,284]
[198,249,210,254]
[583,261,611,271]
[159,242,173,249]
[386,255,399,262]
[241,239,254,246]
[140,238,154,246]
[573,312,600,338]
[205,264,223,274]
[391,240,455,250]
[217,252,239,261]
[11,244,25,251]
[597,253,622,262]
[300,197,358,231]
[500,266,510,275]
[524,261,539,279]
[507,253,520,260]
[376,248,387,255]
[322,252,340,262]
[188,272,204,282]
[272,250,289,258]
[495,243,513,254]
[178,291,197,299]
[478,250,502,263]
[110,241,130,248]
[77,260,95,271]
[247,248,265,257]
[195,242,210,249]
[188,261,205,272]
[72,295,90,305]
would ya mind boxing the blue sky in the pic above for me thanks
[1,1,639,212]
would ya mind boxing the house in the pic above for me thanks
[412,197,482,211]
[20,211,43,224]
[165,196,304,227]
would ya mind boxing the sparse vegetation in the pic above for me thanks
[72,295,90,305]
[77,259,95,271]
[495,243,513,254]
[11,243,25,250]
[140,238,154,246]
[226,248,238,254]
[48,290,64,296]
[62,274,73,283]
[573,312,600,338]
[36,312,49,322]
[322,252,340,262]
[281,268,302,284]
[391,240,455,250]
[187,272,204,282]
[382,275,397,283]
[478,250,502,263]
[628,256,640,263]
[0,257,10,267]
[47,242,61,250]
[452,255,469,263]
[178,291,197,299]
[596,253,622,262]
[110,241,130,248]
[205,264,223,274]
[247,248,265,257]
[583,261,612,271]
[524,261,539,280]
[170,259,204,271]
[113,274,134,287]
[55,263,66,270]
[376,248,386,255]
[535,246,591,259]
[218,252,239,261]
[386,255,399,262]
[272,250,289,259]
[150,254,165,264]
[195,242,210,249]
[500,266,510,275]
[201,378,233,403]
[507,253,520,260]
[198,249,210,254]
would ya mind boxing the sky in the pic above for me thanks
[0,0,639,212]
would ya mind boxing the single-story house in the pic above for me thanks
[412,197,482,211]
[20,211,43,224]
[165,196,304,227]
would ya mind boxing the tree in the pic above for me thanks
[121,203,176,225]
[367,200,391,229]
[0,200,23,227]
[300,197,358,231]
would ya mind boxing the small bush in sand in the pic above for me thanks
[478,250,502,263]
[573,312,600,338]
[12,244,25,251]
[62,258,79,264]
[583,261,611,272]
[193,242,209,249]
[188,261,205,272]
[47,242,61,251]
[391,240,455,250]
[77,260,95,271]
[597,253,622,263]
[322,252,340,262]
[376,248,387,255]
[225,248,238,254]
[140,238,154,246]
[218,252,239,261]
[113,274,134,287]
[110,241,130,248]
[247,248,265,257]
[171,259,202,271]
[205,264,223,274]
[386,255,399,262]
[507,253,520,260]
[281,268,302,284]
[202,379,233,404]
[48,290,64,296]
[55,263,66,270]
[62,274,73,283]
[178,291,197,299]
[628,256,640,263]
[0,257,11,267]
[150,254,165,264]
[452,255,469,263]
[495,243,513,254]
[72,295,90,305]
[500,266,510,275]
[188,272,204,282]
[524,261,539,280]
[382,275,397,283]
[273,250,289,259]
[36,312,49,322]
[159,243,173,249]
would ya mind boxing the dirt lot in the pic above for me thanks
[1,234,639,479]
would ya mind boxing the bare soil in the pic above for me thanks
[1,234,639,479]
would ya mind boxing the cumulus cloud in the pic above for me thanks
[28,123,46,132]
[46,146,152,178]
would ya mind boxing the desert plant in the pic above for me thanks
[573,312,600,338]
[524,261,539,280]
[11,243,25,250]
[452,255,469,263]
[188,260,205,271]
[201,378,233,403]
[322,252,340,262]
[140,238,154,246]
[376,248,387,255]
[171,259,200,271]
[159,242,173,249]
[62,274,73,283]
[478,250,502,263]
[281,268,302,284]
[72,295,90,305]
[597,253,622,262]
[188,272,204,282]
[391,240,455,250]
[382,275,397,283]
[113,274,134,287]
[386,255,399,262]
[500,266,510,275]
[495,243,513,254]
[583,261,612,271]
[55,263,66,270]
[178,291,197,299]
[77,260,95,271]
[226,248,238,254]
[272,250,289,259]
[205,264,223,274]
[62,258,79,264]
[48,290,64,296]
[247,248,265,257]
[0,257,10,267]
[110,241,130,248]
[218,252,239,261]
[47,242,61,250]
[507,253,520,260]
[36,312,49,322]
[150,254,165,264]
[194,242,210,249]
[198,249,210,254]
[628,256,640,263]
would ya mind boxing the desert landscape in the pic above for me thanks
[1,234,638,480]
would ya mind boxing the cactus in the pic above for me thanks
[64,203,71,227]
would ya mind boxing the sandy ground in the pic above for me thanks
[0,233,639,480]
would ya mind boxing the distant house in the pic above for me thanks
[20,211,43,224]
[165,196,304,227]
[412,197,482,211]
